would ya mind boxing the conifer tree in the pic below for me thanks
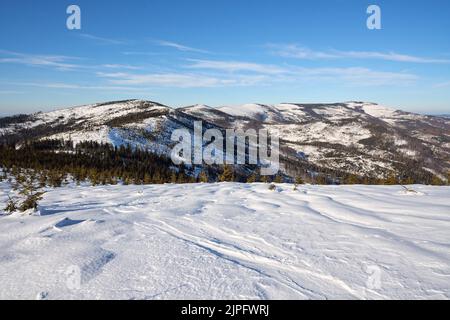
[385,174,398,185]
[431,176,445,186]
[295,176,304,185]
[199,171,209,183]
[274,174,283,183]
[246,172,259,183]
[170,172,177,184]
[219,165,234,182]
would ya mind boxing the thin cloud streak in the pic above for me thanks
[184,58,418,86]
[154,40,210,54]
[269,44,450,63]
[97,72,235,88]
[185,59,287,75]
[434,81,450,88]
[78,33,127,45]
[0,50,146,72]
[0,50,81,70]
[7,81,146,92]
[96,63,417,89]
[101,64,142,70]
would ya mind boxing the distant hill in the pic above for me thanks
[1,100,449,183]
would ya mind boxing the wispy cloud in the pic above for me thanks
[0,50,145,72]
[185,59,287,75]
[334,51,450,63]
[154,40,209,54]
[0,50,80,70]
[8,81,145,92]
[97,71,233,88]
[269,45,336,60]
[294,67,418,85]
[183,58,417,86]
[434,81,450,88]
[101,64,141,70]
[269,44,450,63]
[78,33,127,45]
[1,48,419,91]
[95,62,417,89]
[122,51,161,56]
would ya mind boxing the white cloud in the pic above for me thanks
[435,81,450,87]
[101,64,141,70]
[7,81,145,92]
[0,50,80,70]
[97,72,234,88]
[269,44,450,63]
[154,40,209,54]
[122,51,161,56]
[0,50,145,72]
[186,59,287,75]
[269,45,337,60]
[333,50,450,63]
[78,34,126,45]
[294,67,418,85]
[184,58,418,86]
[95,62,417,89]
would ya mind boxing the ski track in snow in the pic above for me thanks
[0,182,449,300]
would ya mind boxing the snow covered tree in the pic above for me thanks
[4,196,18,214]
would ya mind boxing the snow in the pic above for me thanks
[48,126,111,145]
[362,104,397,118]
[346,102,397,119]
[313,105,361,121]
[218,104,274,121]
[1,182,449,300]
[1,100,170,145]
[268,122,372,147]
[218,103,308,123]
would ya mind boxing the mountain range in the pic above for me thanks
[1,100,449,183]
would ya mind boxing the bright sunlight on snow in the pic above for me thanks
[0,182,449,300]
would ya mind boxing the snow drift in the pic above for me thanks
[0,182,449,300]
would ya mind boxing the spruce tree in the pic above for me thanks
[219,165,234,182]
[246,172,258,183]
[199,171,208,183]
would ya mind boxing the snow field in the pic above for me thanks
[0,182,449,300]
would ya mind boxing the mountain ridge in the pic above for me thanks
[1,99,449,183]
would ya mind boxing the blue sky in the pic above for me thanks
[0,0,449,115]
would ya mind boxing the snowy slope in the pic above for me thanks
[1,100,449,180]
[0,182,449,300]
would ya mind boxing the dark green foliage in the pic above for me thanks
[431,176,445,186]
[198,171,209,183]
[294,176,304,185]
[4,196,18,214]
[219,165,235,182]
[0,140,187,186]
[246,172,259,183]
[273,174,283,183]
[0,114,33,128]
[19,191,45,212]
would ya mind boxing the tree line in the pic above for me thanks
[0,139,448,190]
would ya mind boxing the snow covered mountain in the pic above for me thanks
[1,99,449,182]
